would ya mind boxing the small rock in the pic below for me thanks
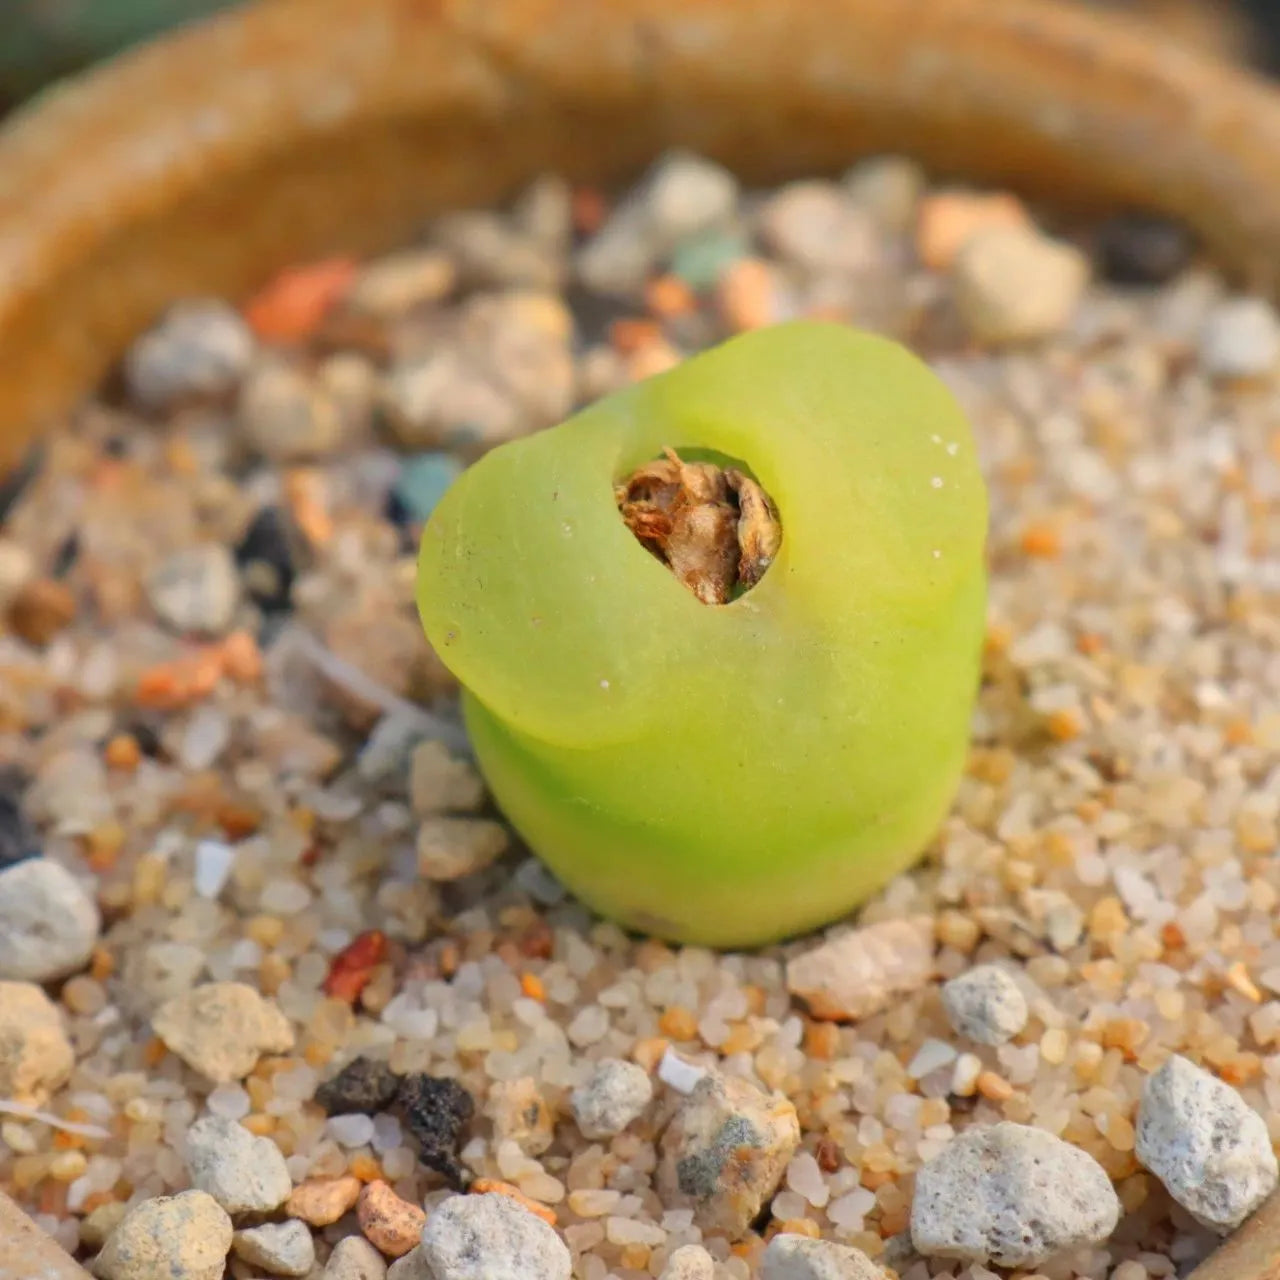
[349,248,458,316]
[316,1056,402,1116]
[408,740,484,815]
[0,980,74,1105]
[419,1191,571,1280]
[571,1058,654,1140]
[185,1114,293,1214]
[81,1202,129,1250]
[286,1175,363,1227]
[1096,213,1195,286]
[0,538,35,612]
[940,965,1028,1046]
[0,857,100,982]
[952,228,1089,345]
[8,577,76,646]
[319,352,379,440]
[1136,1053,1278,1232]
[786,916,935,1022]
[910,1122,1120,1268]
[386,1246,432,1280]
[124,300,255,410]
[0,769,37,870]
[93,1190,232,1280]
[232,1220,316,1276]
[656,1071,800,1239]
[152,981,295,1082]
[395,1073,474,1187]
[238,361,344,461]
[842,156,926,234]
[659,1243,716,1279]
[576,200,656,297]
[391,455,465,528]
[514,175,573,252]
[325,1235,388,1280]
[433,212,562,291]
[381,352,510,452]
[121,940,206,1013]
[670,229,752,292]
[235,506,299,611]
[644,150,740,248]
[470,1178,556,1224]
[146,544,242,636]
[757,181,880,274]
[915,190,1032,271]
[1199,297,1280,381]
[416,816,509,881]
[489,1076,555,1155]
[657,1047,709,1095]
[760,1234,885,1279]
[358,1180,426,1257]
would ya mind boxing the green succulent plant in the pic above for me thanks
[417,321,987,947]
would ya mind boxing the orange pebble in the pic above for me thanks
[659,1005,699,1041]
[243,257,358,343]
[470,1178,556,1225]
[284,469,334,547]
[717,258,777,332]
[1019,522,1062,558]
[220,630,263,683]
[916,191,1032,271]
[1046,708,1083,742]
[519,972,546,1002]
[571,186,607,236]
[645,274,697,318]
[348,1153,383,1182]
[609,318,663,354]
[142,1037,168,1068]
[103,734,142,772]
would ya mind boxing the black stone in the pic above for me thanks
[396,1073,475,1188]
[314,1056,401,1116]
[235,506,296,610]
[0,768,38,869]
[1096,213,1195,287]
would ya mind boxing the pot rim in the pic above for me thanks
[2,0,1280,468]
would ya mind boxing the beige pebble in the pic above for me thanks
[786,916,935,1022]
[0,981,75,1106]
[152,982,294,1082]
[659,1243,716,1279]
[656,1072,800,1239]
[93,1190,232,1280]
[286,1175,363,1227]
[358,1180,426,1258]
[348,248,458,317]
[409,740,485,815]
[952,227,1088,346]
[416,816,509,881]
[488,1076,555,1156]
[324,1234,388,1279]
[80,1201,128,1251]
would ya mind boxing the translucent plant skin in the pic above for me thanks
[417,322,987,948]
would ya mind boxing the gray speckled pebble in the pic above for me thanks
[0,858,100,983]
[940,965,1028,1046]
[124,300,255,411]
[324,1236,387,1280]
[760,1234,885,1279]
[1136,1054,1278,1233]
[571,1058,654,1140]
[231,1219,315,1276]
[185,1114,293,1215]
[910,1122,1120,1268]
[386,1245,432,1280]
[420,1192,570,1280]
[92,1190,231,1280]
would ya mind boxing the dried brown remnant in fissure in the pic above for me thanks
[615,447,782,604]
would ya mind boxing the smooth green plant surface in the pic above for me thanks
[417,321,988,947]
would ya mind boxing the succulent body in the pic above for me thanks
[417,321,987,947]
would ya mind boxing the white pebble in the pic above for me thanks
[940,966,1028,1046]
[146,544,241,636]
[659,1243,715,1280]
[657,1047,708,1094]
[1199,297,1280,380]
[124,300,255,410]
[907,1038,958,1079]
[325,1235,387,1279]
[1136,1053,1278,1232]
[910,1122,1120,1268]
[327,1113,376,1148]
[193,841,236,900]
[185,1114,293,1214]
[760,1234,885,1279]
[785,1152,830,1208]
[0,858,100,983]
[420,1191,571,1280]
[571,1058,654,1139]
[205,1085,251,1121]
[232,1219,316,1276]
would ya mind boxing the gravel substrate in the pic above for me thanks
[2,150,1279,1280]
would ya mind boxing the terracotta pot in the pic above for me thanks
[2,0,1280,476]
